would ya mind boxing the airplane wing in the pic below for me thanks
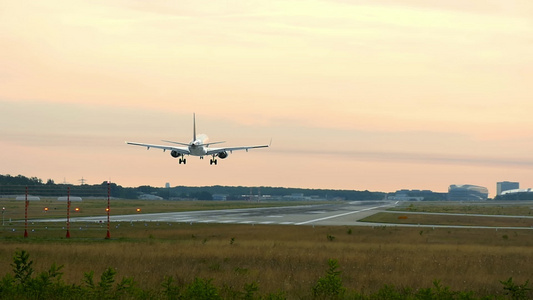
[125,142,190,155]
[206,144,269,155]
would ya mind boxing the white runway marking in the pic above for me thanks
[295,204,390,225]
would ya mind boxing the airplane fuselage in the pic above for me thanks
[189,134,209,157]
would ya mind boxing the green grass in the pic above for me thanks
[391,201,533,216]
[0,199,325,221]
[360,212,533,227]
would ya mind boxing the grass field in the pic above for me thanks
[0,199,323,221]
[390,201,533,216]
[360,212,533,227]
[1,200,533,298]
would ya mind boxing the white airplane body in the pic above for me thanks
[126,114,269,165]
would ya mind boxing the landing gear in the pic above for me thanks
[179,157,187,164]
[210,155,218,165]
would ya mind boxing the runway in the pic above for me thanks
[31,200,533,229]
[36,201,397,226]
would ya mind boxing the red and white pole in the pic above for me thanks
[66,187,71,238]
[24,186,28,238]
[105,182,111,239]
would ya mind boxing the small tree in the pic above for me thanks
[501,277,531,300]
[11,250,34,287]
[312,259,345,298]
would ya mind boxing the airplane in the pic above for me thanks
[126,114,270,165]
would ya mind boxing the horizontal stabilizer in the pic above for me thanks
[162,140,226,147]
[161,140,190,146]
[205,141,226,146]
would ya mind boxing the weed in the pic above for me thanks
[373,284,412,300]
[209,263,221,271]
[234,267,249,275]
[243,281,259,300]
[500,277,531,300]
[161,275,180,299]
[182,278,221,300]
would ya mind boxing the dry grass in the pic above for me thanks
[1,223,533,298]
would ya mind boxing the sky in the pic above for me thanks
[1,0,532,196]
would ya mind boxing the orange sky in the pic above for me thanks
[1,0,532,196]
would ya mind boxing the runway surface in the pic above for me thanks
[36,201,396,226]
[32,200,533,229]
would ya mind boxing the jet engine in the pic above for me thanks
[217,151,228,159]
[170,150,180,158]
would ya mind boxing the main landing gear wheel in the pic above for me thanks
[210,159,218,165]
[179,158,187,164]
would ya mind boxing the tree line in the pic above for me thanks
[0,174,385,201]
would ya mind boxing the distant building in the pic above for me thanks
[213,194,227,201]
[497,181,519,196]
[501,188,533,195]
[448,184,488,201]
[165,182,171,189]
[388,189,446,201]
[139,194,163,200]
[15,196,41,201]
[388,190,423,201]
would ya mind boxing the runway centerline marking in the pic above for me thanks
[295,204,391,225]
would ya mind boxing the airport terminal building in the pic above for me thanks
[447,184,489,201]
[497,181,520,196]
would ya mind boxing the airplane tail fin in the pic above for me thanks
[193,113,197,141]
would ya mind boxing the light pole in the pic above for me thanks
[2,207,5,228]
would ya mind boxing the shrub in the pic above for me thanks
[11,249,34,287]
[312,259,345,298]
[500,277,531,300]
[161,275,181,299]
[182,278,221,300]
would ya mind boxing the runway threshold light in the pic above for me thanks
[136,208,141,213]
[44,207,49,212]
[75,207,80,212]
